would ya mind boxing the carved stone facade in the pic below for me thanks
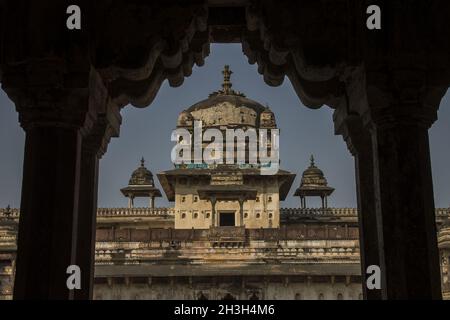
[1,207,449,300]
[1,70,450,300]
[159,68,293,230]
[0,1,449,300]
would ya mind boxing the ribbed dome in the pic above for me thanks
[294,155,334,199]
[129,158,154,186]
[300,156,329,188]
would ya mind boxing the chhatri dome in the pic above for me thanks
[300,155,329,188]
[294,155,334,209]
[128,158,155,186]
[177,65,276,129]
[121,158,162,208]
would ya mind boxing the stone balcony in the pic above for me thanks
[208,226,247,247]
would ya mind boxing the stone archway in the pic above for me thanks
[0,0,449,300]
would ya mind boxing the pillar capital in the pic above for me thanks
[362,69,447,130]
[1,59,105,135]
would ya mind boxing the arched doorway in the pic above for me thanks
[0,1,448,301]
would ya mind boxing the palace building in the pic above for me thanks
[1,68,449,300]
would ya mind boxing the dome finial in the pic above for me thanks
[209,65,245,97]
[141,157,145,167]
[310,155,315,167]
[222,65,233,94]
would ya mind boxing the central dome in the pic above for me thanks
[187,95,266,128]
[177,66,275,129]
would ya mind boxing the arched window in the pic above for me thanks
[295,293,302,300]
[197,292,208,300]
[337,293,343,300]
[249,292,260,300]
[318,293,324,300]
[222,293,236,300]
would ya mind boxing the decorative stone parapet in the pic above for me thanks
[96,207,175,217]
[281,208,358,217]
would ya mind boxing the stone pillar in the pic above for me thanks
[74,107,119,300]
[238,198,245,227]
[362,73,443,299]
[335,114,383,300]
[2,63,100,299]
[74,140,99,300]
[369,116,441,299]
[14,126,83,299]
[150,196,155,209]
[437,225,450,300]
[211,197,217,227]
[2,59,116,300]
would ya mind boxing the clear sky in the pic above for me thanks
[1,44,449,209]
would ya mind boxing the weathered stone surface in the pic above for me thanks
[0,0,449,300]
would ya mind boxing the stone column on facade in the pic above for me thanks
[437,224,450,299]
[335,113,382,300]
[362,72,443,299]
[238,197,245,227]
[211,196,217,227]
[150,196,155,209]
[2,60,98,299]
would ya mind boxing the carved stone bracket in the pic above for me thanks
[93,1,211,108]
[242,0,363,109]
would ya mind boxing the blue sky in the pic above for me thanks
[1,44,449,209]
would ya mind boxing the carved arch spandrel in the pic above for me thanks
[92,1,211,108]
[241,0,365,110]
